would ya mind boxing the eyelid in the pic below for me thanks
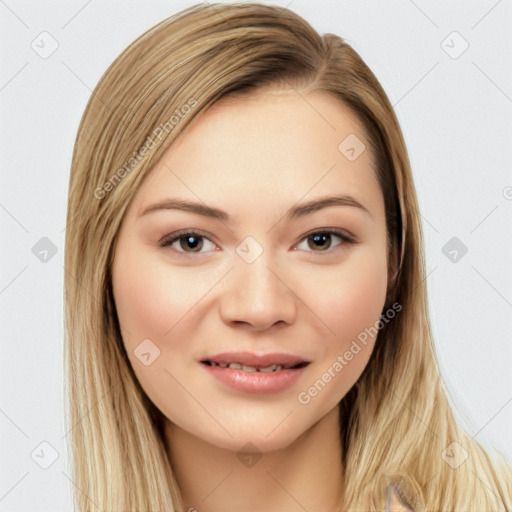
[157,229,218,250]
[158,227,357,255]
[300,227,356,243]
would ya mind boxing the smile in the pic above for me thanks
[200,352,311,394]
[202,361,309,373]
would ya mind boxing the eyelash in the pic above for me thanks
[157,228,356,256]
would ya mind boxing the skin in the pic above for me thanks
[112,88,389,511]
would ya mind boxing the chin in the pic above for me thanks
[179,409,329,455]
[208,429,304,455]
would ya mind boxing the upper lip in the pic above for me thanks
[201,351,310,369]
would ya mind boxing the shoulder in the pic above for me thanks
[382,482,414,512]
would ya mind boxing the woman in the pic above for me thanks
[63,2,512,511]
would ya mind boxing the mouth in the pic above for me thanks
[200,351,311,373]
[199,352,311,394]
[201,360,310,373]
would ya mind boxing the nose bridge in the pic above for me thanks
[219,239,297,329]
[239,250,281,298]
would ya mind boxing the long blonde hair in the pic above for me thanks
[63,2,512,510]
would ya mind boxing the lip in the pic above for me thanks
[202,351,309,368]
[200,351,311,394]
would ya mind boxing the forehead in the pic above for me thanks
[129,89,384,224]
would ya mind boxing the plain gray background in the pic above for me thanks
[1,1,511,510]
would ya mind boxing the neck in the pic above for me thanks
[164,406,343,512]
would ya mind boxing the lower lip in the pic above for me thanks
[201,363,308,394]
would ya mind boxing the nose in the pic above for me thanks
[219,252,298,331]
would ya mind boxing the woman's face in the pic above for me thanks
[112,89,389,452]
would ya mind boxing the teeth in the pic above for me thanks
[258,364,282,373]
[209,362,284,372]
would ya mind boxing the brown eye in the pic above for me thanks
[158,230,216,254]
[297,229,355,253]
[178,234,203,252]
[307,233,333,251]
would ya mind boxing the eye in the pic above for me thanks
[158,228,356,256]
[158,230,217,254]
[295,229,355,253]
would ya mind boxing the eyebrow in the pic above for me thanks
[139,195,371,222]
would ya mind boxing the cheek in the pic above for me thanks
[295,251,387,410]
[111,249,201,415]
[313,249,388,346]
[113,250,207,346]
[113,261,171,344]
